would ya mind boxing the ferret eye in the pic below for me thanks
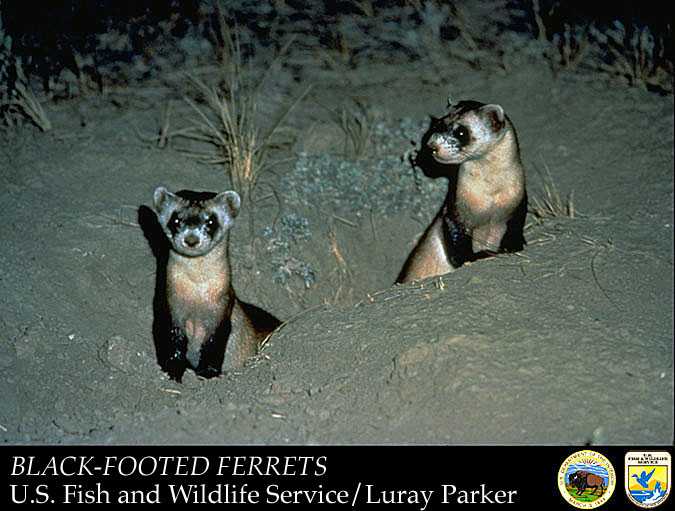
[453,126,469,145]
[172,217,181,226]
[205,216,218,234]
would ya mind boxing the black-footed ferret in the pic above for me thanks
[397,100,527,283]
[152,186,280,380]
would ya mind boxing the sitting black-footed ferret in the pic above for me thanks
[397,100,527,283]
[152,186,280,380]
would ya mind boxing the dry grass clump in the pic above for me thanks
[551,24,590,71]
[588,22,673,93]
[325,227,353,305]
[178,19,309,205]
[531,2,672,92]
[182,73,260,201]
[1,28,51,131]
[529,163,576,222]
[334,99,376,159]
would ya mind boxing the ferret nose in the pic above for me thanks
[427,135,441,152]
[184,235,199,247]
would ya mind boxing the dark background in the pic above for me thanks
[2,0,672,96]
[4,446,672,509]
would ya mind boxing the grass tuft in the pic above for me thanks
[1,28,51,131]
[589,21,673,93]
[333,99,376,159]
[178,19,310,206]
[529,163,576,221]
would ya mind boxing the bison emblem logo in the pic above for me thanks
[568,470,606,496]
[558,450,616,509]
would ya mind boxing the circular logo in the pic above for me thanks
[558,450,616,509]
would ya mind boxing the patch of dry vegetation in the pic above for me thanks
[589,22,673,93]
[529,163,576,223]
[177,16,310,206]
[333,99,377,159]
[531,1,672,92]
[1,23,51,131]
[325,226,354,305]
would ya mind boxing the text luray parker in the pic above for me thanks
[11,482,518,506]
[8,455,519,506]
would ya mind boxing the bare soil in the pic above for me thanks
[1,51,672,444]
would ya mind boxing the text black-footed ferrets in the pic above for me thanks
[397,100,527,283]
[153,187,280,380]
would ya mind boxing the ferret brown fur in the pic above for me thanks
[398,100,527,283]
[153,187,279,380]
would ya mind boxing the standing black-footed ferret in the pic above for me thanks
[152,186,280,380]
[397,100,527,283]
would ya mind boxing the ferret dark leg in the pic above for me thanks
[501,193,527,252]
[442,215,473,268]
[194,336,223,378]
[194,319,230,378]
[166,325,188,382]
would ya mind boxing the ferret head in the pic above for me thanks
[426,101,509,165]
[152,186,241,257]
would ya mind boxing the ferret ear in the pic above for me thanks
[428,114,445,131]
[480,104,506,133]
[153,186,179,215]
[215,190,241,219]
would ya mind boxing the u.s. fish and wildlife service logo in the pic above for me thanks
[625,451,671,509]
[557,450,616,509]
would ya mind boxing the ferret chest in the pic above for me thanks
[457,165,521,222]
[167,259,231,321]
[172,273,227,306]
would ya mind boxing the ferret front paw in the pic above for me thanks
[195,365,221,379]
[165,355,187,382]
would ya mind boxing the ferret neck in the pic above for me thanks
[462,127,519,175]
[169,238,231,276]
